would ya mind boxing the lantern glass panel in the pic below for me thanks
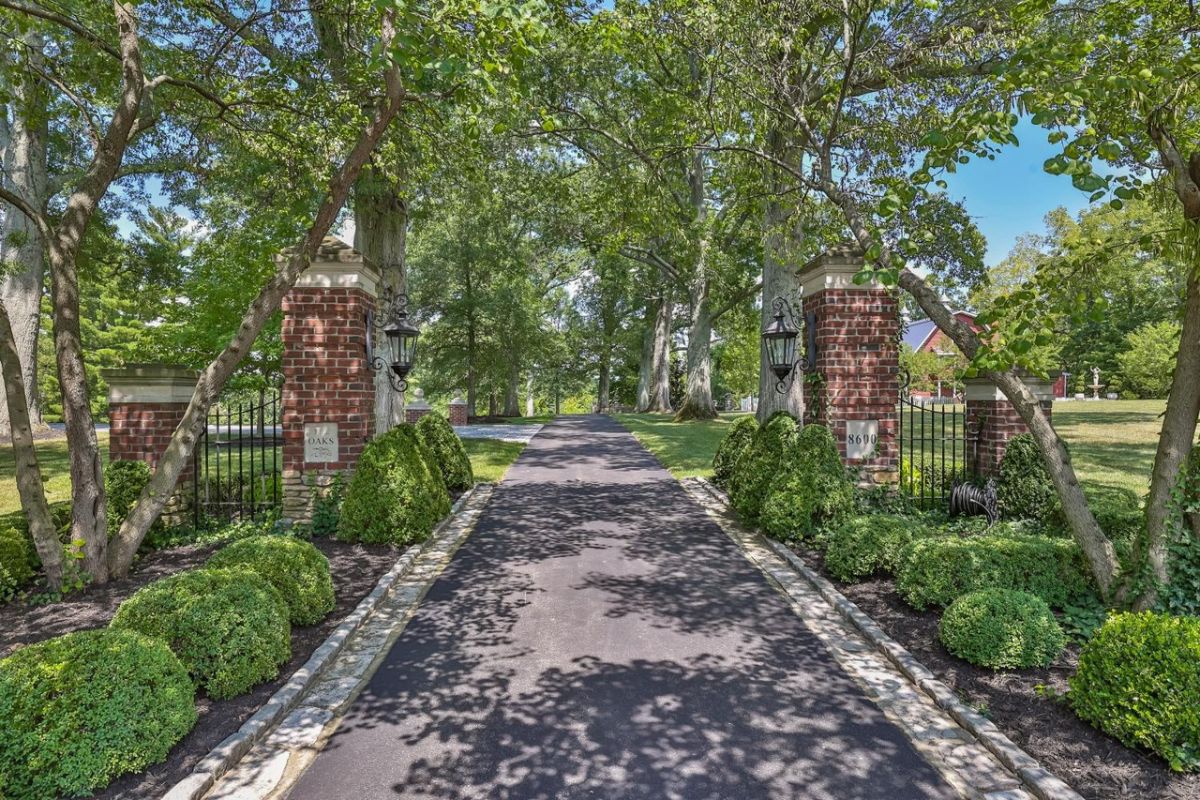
[767,332,796,370]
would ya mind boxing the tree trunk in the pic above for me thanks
[758,134,804,422]
[465,266,477,418]
[354,164,408,435]
[635,299,657,411]
[47,236,108,581]
[0,34,50,435]
[675,301,716,420]
[598,355,610,412]
[503,356,521,416]
[488,391,498,417]
[525,373,535,416]
[108,37,406,576]
[0,300,61,588]
[674,144,718,422]
[1139,250,1200,607]
[635,293,673,412]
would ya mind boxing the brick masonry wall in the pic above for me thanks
[108,402,193,480]
[448,402,467,426]
[966,398,1054,477]
[802,287,899,482]
[281,286,376,522]
[404,407,431,424]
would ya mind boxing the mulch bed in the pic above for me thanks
[0,537,405,800]
[787,543,1200,800]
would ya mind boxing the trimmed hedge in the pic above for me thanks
[207,536,335,625]
[729,412,799,525]
[997,434,1057,521]
[415,412,474,492]
[110,567,291,699]
[338,425,451,545]
[824,514,929,582]
[105,459,153,538]
[0,628,196,800]
[712,415,758,489]
[1071,612,1200,772]
[0,527,34,601]
[895,531,1093,610]
[939,588,1065,669]
[760,424,855,541]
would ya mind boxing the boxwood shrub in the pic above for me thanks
[0,628,196,800]
[0,527,34,601]
[824,514,929,582]
[760,424,856,542]
[939,588,1066,669]
[895,531,1093,610]
[415,411,474,492]
[997,433,1057,521]
[207,536,335,625]
[712,415,758,489]
[1071,612,1200,772]
[729,412,798,525]
[338,424,451,545]
[110,567,291,699]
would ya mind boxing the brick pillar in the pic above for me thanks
[797,243,899,485]
[280,238,379,524]
[404,388,432,424]
[448,396,468,426]
[103,364,199,523]
[964,375,1054,477]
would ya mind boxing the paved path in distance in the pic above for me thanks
[287,415,957,800]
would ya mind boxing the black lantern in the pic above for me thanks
[761,296,816,393]
[370,291,420,392]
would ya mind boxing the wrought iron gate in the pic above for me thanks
[192,390,282,527]
[897,372,979,510]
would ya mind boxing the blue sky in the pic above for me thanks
[939,119,1091,266]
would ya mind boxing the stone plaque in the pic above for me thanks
[845,420,879,460]
[304,423,339,463]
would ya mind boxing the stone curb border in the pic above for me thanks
[692,478,1083,800]
[160,487,481,800]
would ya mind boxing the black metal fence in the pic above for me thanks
[192,391,282,527]
[897,372,979,510]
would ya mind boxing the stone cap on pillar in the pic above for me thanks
[278,236,382,297]
[963,373,1055,404]
[407,388,431,411]
[448,396,467,407]
[796,241,882,294]
[102,364,199,404]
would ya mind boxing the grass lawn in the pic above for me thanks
[618,401,1170,494]
[615,413,749,478]
[462,438,526,483]
[1053,399,1166,497]
[0,433,110,516]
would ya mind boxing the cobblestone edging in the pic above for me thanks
[160,486,490,800]
[685,478,1084,800]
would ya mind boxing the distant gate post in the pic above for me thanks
[280,238,379,525]
[103,364,199,523]
[963,375,1055,477]
[798,243,899,485]
[448,395,468,426]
